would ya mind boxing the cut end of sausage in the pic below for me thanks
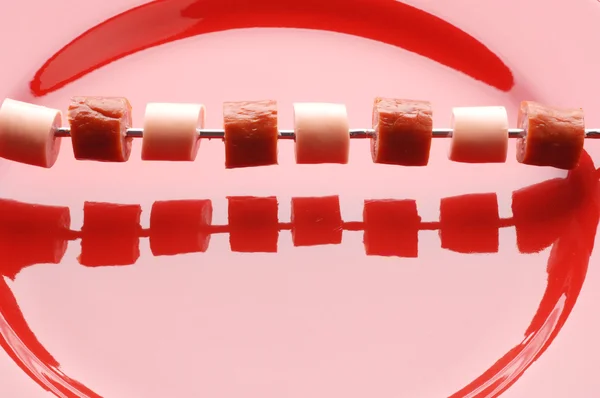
[371,97,432,166]
[68,96,133,162]
[516,101,584,170]
[223,100,278,169]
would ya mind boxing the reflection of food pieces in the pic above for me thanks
[227,196,278,252]
[68,96,133,162]
[149,200,212,256]
[0,232,68,279]
[223,100,278,168]
[517,101,585,170]
[363,199,420,257]
[0,98,62,168]
[0,199,71,233]
[371,98,432,166]
[448,106,509,163]
[439,193,500,253]
[291,196,343,247]
[141,103,205,161]
[0,199,71,278]
[512,178,576,254]
[79,202,141,267]
[293,103,350,164]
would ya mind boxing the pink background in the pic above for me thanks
[1,0,600,397]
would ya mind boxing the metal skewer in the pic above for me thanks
[53,128,600,139]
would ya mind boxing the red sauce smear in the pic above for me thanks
[449,151,600,398]
[29,0,514,96]
[0,276,101,398]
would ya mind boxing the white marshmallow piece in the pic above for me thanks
[142,102,205,161]
[448,106,509,163]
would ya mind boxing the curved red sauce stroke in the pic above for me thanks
[30,0,514,96]
[0,276,101,398]
[449,151,600,398]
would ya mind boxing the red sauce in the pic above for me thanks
[29,0,514,96]
[512,178,578,253]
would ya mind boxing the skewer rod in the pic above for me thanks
[54,127,600,139]
[63,217,516,240]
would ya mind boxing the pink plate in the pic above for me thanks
[1,0,600,397]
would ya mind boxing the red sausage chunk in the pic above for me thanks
[68,96,133,162]
[371,97,433,166]
[516,101,585,170]
[223,100,278,168]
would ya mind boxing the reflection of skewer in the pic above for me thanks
[0,177,582,273]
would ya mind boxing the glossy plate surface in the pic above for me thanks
[1,0,600,397]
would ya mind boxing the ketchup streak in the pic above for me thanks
[450,151,600,398]
[29,0,514,96]
[0,276,100,398]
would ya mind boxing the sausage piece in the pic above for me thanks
[0,98,62,168]
[371,97,432,166]
[516,101,585,170]
[223,100,278,168]
[68,96,133,162]
[511,178,574,254]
